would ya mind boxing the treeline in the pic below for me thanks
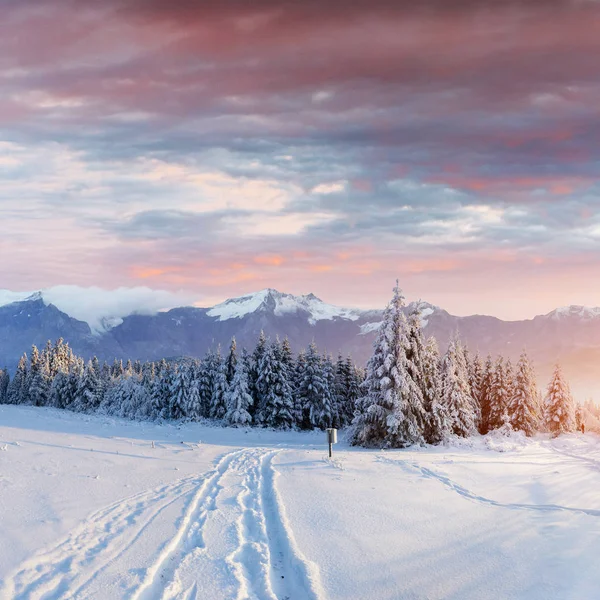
[0,335,363,430]
[0,284,589,443]
[352,285,580,448]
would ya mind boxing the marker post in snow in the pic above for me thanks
[326,428,338,458]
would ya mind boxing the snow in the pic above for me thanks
[2,406,600,599]
[207,289,273,320]
[406,301,437,327]
[207,289,363,325]
[359,321,382,335]
[546,305,600,320]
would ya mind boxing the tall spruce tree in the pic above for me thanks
[297,342,332,430]
[151,362,172,419]
[544,364,575,436]
[225,338,238,385]
[437,335,477,438]
[210,348,228,420]
[352,283,426,447]
[7,355,28,405]
[255,340,295,429]
[74,360,101,412]
[49,370,70,409]
[422,337,443,443]
[185,361,202,420]
[321,354,337,429]
[169,365,190,420]
[0,368,9,404]
[478,355,494,434]
[225,358,253,426]
[198,352,216,419]
[334,355,349,428]
[293,349,307,425]
[488,357,510,430]
[468,353,484,416]
[250,331,268,416]
[508,352,540,436]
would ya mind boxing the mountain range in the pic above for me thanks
[1,288,599,400]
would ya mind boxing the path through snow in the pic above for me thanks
[2,447,325,600]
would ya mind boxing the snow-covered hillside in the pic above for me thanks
[1,406,600,600]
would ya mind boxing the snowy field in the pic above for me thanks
[1,406,600,600]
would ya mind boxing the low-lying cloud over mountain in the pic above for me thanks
[0,287,198,334]
[1,287,599,401]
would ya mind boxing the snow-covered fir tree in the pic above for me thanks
[169,365,190,420]
[6,355,28,405]
[151,361,173,420]
[468,353,484,414]
[421,337,443,443]
[504,358,515,409]
[321,355,337,428]
[544,364,575,436]
[73,360,101,412]
[225,338,237,385]
[112,359,124,378]
[107,376,148,420]
[255,339,295,429]
[0,368,9,403]
[488,357,511,430]
[345,357,363,425]
[436,334,477,439]
[65,359,84,410]
[478,355,494,434]
[334,354,357,428]
[209,348,228,420]
[25,345,42,406]
[280,337,296,408]
[224,358,253,426]
[197,352,216,419]
[292,349,307,425]
[124,359,133,377]
[352,284,426,448]
[297,342,332,430]
[184,361,202,420]
[49,370,71,409]
[508,352,540,436]
[250,331,268,416]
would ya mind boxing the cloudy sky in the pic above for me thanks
[2,0,600,319]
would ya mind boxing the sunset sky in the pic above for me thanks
[2,0,600,319]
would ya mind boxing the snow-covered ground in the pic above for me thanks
[1,406,600,600]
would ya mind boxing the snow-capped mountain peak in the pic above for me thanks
[406,300,439,325]
[545,305,600,321]
[359,300,440,335]
[206,288,363,325]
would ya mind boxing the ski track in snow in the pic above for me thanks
[134,447,324,600]
[132,448,324,600]
[2,474,206,600]
[378,455,600,518]
[2,447,325,600]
